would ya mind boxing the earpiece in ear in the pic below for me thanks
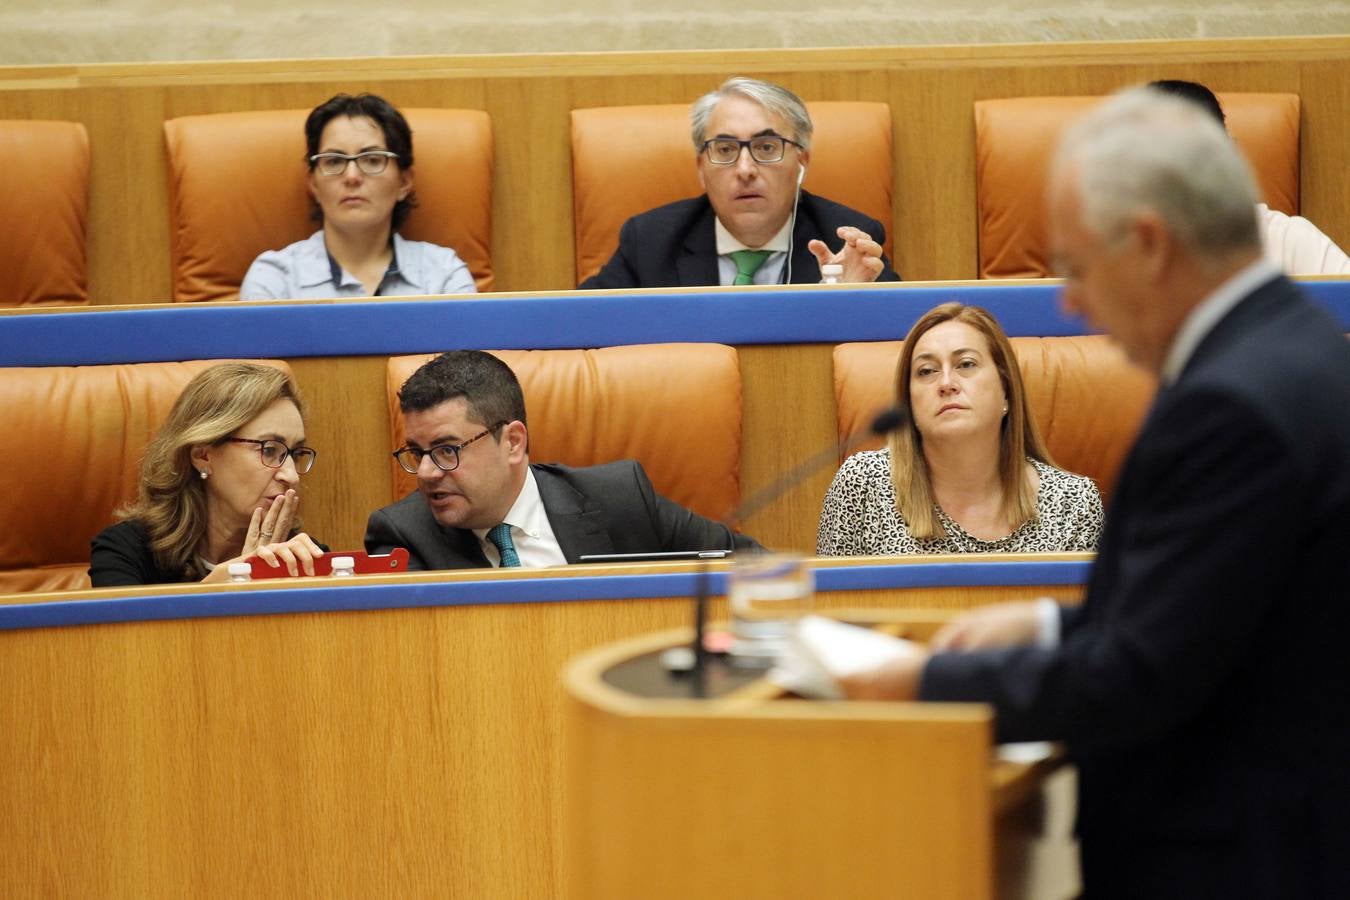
[797,164,806,187]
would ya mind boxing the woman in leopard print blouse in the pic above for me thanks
[817,303,1103,556]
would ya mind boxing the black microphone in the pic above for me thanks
[688,404,909,691]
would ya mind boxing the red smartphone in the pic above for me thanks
[246,548,411,580]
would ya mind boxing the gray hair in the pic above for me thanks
[1053,87,1260,259]
[689,77,814,152]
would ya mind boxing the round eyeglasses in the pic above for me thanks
[225,438,318,475]
[308,150,400,177]
[700,135,804,166]
[392,423,505,474]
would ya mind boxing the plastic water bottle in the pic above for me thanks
[227,562,252,583]
[330,556,356,578]
[820,263,843,284]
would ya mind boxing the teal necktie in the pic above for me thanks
[486,523,521,568]
[729,249,772,286]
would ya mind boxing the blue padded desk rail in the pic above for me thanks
[3,279,1347,367]
[0,559,1091,631]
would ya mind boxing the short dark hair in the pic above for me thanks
[398,351,527,432]
[304,92,419,230]
[1147,80,1226,128]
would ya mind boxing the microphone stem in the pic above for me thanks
[692,560,709,698]
[731,426,885,526]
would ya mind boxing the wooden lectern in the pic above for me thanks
[563,617,1067,899]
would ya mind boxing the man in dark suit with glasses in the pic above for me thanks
[580,77,900,290]
[364,351,760,570]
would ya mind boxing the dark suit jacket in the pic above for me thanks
[921,276,1350,898]
[364,460,761,569]
[579,191,901,289]
[89,520,191,587]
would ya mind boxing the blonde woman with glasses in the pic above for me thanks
[90,363,326,586]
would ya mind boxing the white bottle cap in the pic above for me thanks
[820,264,843,281]
[226,562,252,578]
[331,556,355,570]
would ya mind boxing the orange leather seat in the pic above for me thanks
[0,120,89,307]
[385,344,742,521]
[975,93,1300,278]
[164,108,494,301]
[831,337,1157,504]
[0,359,291,593]
[570,102,893,285]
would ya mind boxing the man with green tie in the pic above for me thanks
[580,77,901,289]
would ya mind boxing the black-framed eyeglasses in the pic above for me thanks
[225,438,318,474]
[392,423,505,474]
[700,134,803,166]
[308,150,400,176]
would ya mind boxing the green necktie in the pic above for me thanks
[729,249,772,286]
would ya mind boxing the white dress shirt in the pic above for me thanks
[1257,203,1350,276]
[472,468,567,568]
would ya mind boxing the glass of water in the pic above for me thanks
[728,554,814,665]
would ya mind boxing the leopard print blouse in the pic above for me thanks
[816,449,1103,556]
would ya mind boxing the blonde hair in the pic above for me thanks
[120,363,305,580]
[889,303,1052,540]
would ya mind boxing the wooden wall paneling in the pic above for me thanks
[890,67,983,281]
[285,355,392,552]
[75,85,169,305]
[738,342,837,553]
[484,76,578,292]
[1297,60,1350,250]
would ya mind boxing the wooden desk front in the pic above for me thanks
[0,556,1085,898]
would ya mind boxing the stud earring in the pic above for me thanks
[199,469,209,480]
[1002,405,1009,415]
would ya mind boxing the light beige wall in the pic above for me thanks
[4,1,1350,64]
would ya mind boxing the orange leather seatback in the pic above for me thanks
[0,359,291,594]
[385,344,742,521]
[164,108,493,301]
[975,93,1300,278]
[570,102,893,285]
[831,336,1157,505]
[0,120,89,307]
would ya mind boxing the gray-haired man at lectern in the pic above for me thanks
[839,87,1350,898]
